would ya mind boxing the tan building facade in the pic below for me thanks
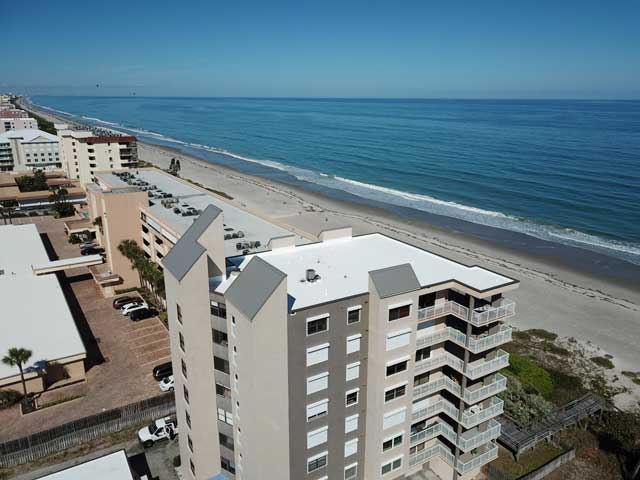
[161,209,519,480]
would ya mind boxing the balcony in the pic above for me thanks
[465,350,509,380]
[471,300,516,326]
[418,301,468,322]
[461,397,504,428]
[457,419,501,452]
[413,375,462,400]
[416,326,466,349]
[415,351,465,376]
[466,325,513,353]
[409,440,455,468]
[463,373,508,404]
[412,396,460,422]
[456,441,499,474]
[410,419,457,446]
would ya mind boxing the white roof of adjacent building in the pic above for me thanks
[0,128,58,143]
[36,450,134,480]
[217,233,517,310]
[0,224,86,381]
[95,169,307,257]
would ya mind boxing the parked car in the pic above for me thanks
[137,416,177,448]
[80,246,103,256]
[130,308,157,321]
[159,375,174,392]
[121,301,148,316]
[152,362,172,381]
[112,296,140,309]
[80,241,97,249]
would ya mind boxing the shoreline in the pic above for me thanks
[17,98,640,403]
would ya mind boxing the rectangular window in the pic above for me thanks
[381,457,402,475]
[307,372,329,395]
[347,306,361,325]
[414,372,429,386]
[219,432,234,450]
[210,301,227,318]
[214,356,230,374]
[307,398,329,421]
[307,343,330,366]
[345,463,358,480]
[346,361,360,382]
[383,408,406,430]
[221,456,236,474]
[177,304,182,325]
[345,438,358,457]
[386,329,411,351]
[216,383,231,398]
[307,314,329,336]
[384,384,407,402]
[345,413,359,433]
[346,388,359,407]
[388,304,411,321]
[386,358,409,376]
[307,426,328,448]
[382,433,403,452]
[179,332,185,352]
[415,346,431,362]
[307,451,328,473]
[346,334,362,354]
[217,408,233,425]
[213,329,228,346]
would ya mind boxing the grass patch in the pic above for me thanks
[506,353,553,398]
[526,329,558,341]
[492,444,564,478]
[37,394,85,410]
[540,341,571,357]
[591,356,615,369]
[547,369,586,406]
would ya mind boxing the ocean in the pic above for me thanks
[31,96,640,267]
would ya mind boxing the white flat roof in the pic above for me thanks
[36,450,133,480]
[95,169,307,256]
[0,224,86,380]
[0,128,58,143]
[217,233,516,310]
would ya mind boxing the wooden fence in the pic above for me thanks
[0,393,175,468]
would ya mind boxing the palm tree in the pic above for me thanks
[118,239,145,286]
[2,348,33,398]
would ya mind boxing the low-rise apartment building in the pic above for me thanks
[86,168,307,294]
[1,116,37,132]
[0,171,85,211]
[162,209,519,480]
[55,124,138,185]
[0,129,61,172]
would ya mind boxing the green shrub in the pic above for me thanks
[591,356,615,369]
[541,342,570,357]
[506,353,553,398]
[547,369,586,405]
[0,389,22,409]
[500,377,553,425]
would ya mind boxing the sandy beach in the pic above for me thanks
[21,99,640,406]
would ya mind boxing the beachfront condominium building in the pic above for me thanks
[0,129,61,172]
[55,123,138,185]
[85,168,306,294]
[1,115,37,132]
[162,209,519,480]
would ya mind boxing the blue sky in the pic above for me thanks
[2,0,639,98]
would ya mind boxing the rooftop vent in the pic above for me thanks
[306,269,321,283]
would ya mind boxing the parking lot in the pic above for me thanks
[0,215,171,441]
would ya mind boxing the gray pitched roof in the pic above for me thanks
[369,263,421,298]
[225,256,286,321]
[162,204,222,281]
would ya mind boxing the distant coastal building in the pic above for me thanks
[55,123,138,185]
[0,109,30,118]
[0,170,85,210]
[85,168,306,294]
[0,224,92,394]
[1,115,38,132]
[0,128,61,172]
[162,211,518,480]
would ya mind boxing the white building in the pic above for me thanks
[35,450,134,480]
[1,116,38,132]
[55,124,138,185]
[0,129,61,172]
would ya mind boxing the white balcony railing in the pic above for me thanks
[416,326,467,349]
[457,419,501,452]
[463,373,508,404]
[413,376,462,400]
[412,397,460,422]
[409,440,456,468]
[456,442,499,474]
[418,301,469,322]
[471,300,516,326]
[465,350,510,380]
[467,325,513,353]
[461,397,504,428]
